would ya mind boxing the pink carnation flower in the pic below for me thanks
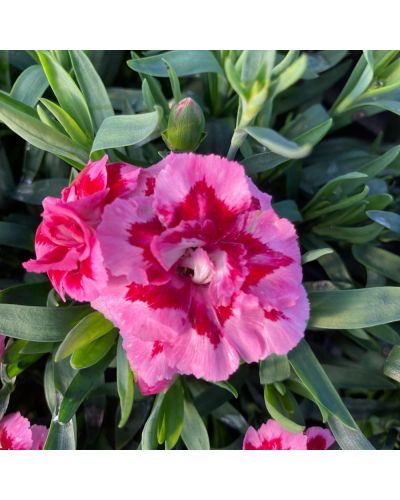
[92,153,309,393]
[0,335,5,360]
[23,155,142,302]
[0,412,48,450]
[243,419,335,450]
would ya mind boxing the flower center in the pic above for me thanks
[179,247,215,285]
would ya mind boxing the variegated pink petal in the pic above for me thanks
[306,427,335,450]
[154,153,251,228]
[0,412,33,450]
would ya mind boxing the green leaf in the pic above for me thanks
[141,393,165,450]
[212,402,248,433]
[39,98,91,146]
[127,51,222,77]
[366,324,400,345]
[243,105,332,175]
[12,178,68,205]
[55,311,114,362]
[304,172,367,213]
[353,245,400,283]
[70,330,117,369]
[270,54,308,97]
[288,340,358,429]
[213,381,238,398]
[69,50,114,132]
[241,51,275,85]
[273,200,302,222]
[313,223,383,244]
[44,419,76,450]
[37,51,93,135]
[242,151,289,175]
[302,248,334,264]
[366,210,400,233]
[359,145,400,178]
[157,379,184,449]
[0,91,88,165]
[181,398,210,450]
[332,54,374,114]
[264,384,305,432]
[58,348,115,424]
[10,65,48,107]
[323,364,395,390]
[117,338,135,428]
[246,126,312,159]
[163,59,182,102]
[309,287,400,329]
[0,303,90,342]
[44,357,57,413]
[260,354,290,384]
[0,221,34,250]
[328,415,375,450]
[20,341,54,355]
[384,346,400,383]
[91,110,161,152]
[0,282,51,306]
[0,382,15,420]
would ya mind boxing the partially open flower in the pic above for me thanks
[243,419,335,450]
[0,412,48,450]
[23,155,143,302]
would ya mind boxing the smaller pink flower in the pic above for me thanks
[0,335,5,360]
[23,155,143,302]
[0,412,48,450]
[243,419,335,450]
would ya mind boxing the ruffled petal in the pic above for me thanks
[171,288,240,381]
[31,425,48,450]
[97,197,161,284]
[154,153,251,228]
[122,336,176,395]
[306,427,335,450]
[260,286,309,357]
[222,292,266,363]
[0,412,33,450]
[243,420,307,450]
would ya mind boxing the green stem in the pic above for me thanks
[227,128,246,160]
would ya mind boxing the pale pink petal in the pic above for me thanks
[259,287,309,357]
[247,180,272,211]
[154,153,251,228]
[221,292,267,363]
[97,197,159,284]
[172,330,240,381]
[208,242,247,306]
[306,427,335,450]
[243,426,263,450]
[92,278,189,343]
[122,336,176,394]
[137,377,172,396]
[31,425,48,450]
[0,412,33,450]
[171,288,240,381]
